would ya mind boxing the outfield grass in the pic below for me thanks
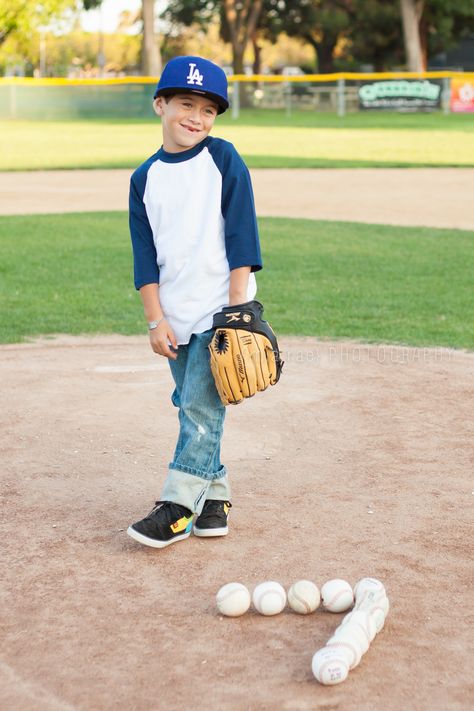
[0,213,472,349]
[0,111,473,170]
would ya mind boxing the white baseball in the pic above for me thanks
[326,633,362,670]
[354,577,386,601]
[287,580,320,614]
[377,595,390,616]
[311,647,349,685]
[252,581,287,616]
[355,588,387,611]
[321,579,354,613]
[334,620,369,655]
[369,599,389,633]
[356,592,390,633]
[216,582,251,617]
[341,609,377,643]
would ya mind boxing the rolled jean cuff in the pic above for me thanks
[168,461,227,481]
[161,468,210,514]
[206,474,232,502]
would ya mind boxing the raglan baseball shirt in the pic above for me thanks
[129,136,262,345]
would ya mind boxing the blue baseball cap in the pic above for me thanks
[154,56,229,114]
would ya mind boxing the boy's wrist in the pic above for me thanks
[148,317,165,330]
[229,295,248,306]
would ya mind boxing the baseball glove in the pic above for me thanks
[208,300,283,406]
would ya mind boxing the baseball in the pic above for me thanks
[354,577,386,601]
[216,582,251,617]
[355,591,390,632]
[321,579,354,613]
[334,620,369,655]
[287,580,320,614]
[252,581,287,616]
[355,588,387,610]
[366,599,390,633]
[342,609,377,643]
[326,633,362,670]
[312,647,349,685]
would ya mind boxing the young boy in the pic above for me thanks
[127,56,262,548]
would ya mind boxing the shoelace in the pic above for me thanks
[146,501,173,519]
[147,500,191,519]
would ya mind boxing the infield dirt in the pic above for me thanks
[1,168,473,709]
[1,335,473,710]
[1,167,474,230]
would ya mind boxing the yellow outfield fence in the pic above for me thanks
[1,71,474,119]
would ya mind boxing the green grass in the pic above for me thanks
[218,109,474,131]
[0,111,473,170]
[1,213,472,349]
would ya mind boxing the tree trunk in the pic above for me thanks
[231,44,248,107]
[316,43,336,74]
[252,33,261,75]
[142,0,161,77]
[400,0,425,71]
[224,0,263,108]
[418,11,429,71]
[306,36,337,74]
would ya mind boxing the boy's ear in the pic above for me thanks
[153,97,164,116]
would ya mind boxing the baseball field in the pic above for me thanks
[1,111,473,710]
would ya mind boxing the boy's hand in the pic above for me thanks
[149,318,178,360]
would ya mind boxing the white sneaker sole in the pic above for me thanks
[126,526,191,548]
[193,526,228,538]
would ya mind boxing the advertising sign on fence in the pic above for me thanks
[450,77,474,113]
[359,79,442,111]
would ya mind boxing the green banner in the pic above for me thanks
[359,80,442,111]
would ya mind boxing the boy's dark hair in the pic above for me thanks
[158,92,218,111]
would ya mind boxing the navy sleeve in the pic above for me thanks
[129,164,160,290]
[208,138,262,272]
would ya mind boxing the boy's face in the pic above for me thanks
[153,93,219,153]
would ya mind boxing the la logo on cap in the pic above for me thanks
[186,62,204,86]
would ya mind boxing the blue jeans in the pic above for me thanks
[160,329,231,512]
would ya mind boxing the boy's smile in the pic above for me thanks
[154,93,218,153]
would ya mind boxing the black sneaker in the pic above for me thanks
[127,501,193,548]
[193,500,232,537]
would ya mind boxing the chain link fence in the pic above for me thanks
[0,72,473,120]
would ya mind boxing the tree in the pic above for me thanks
[399,0,474,71]
[221,0,263,74]
[163,1,264,75]
[82,0,101,9]
[83,0,161,76]
[273,1,353,73]
[0,0,74,46]
[400,0,424,71]
[420,0,474,68]
[348,0,404,71]
[142,0,161,76]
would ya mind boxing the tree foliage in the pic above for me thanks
[273,1,353,73]
[349,1,404,70]
[0,0,76,46]
[163,0,264,73]
[422,0,474,57]
[2,0,474,76]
